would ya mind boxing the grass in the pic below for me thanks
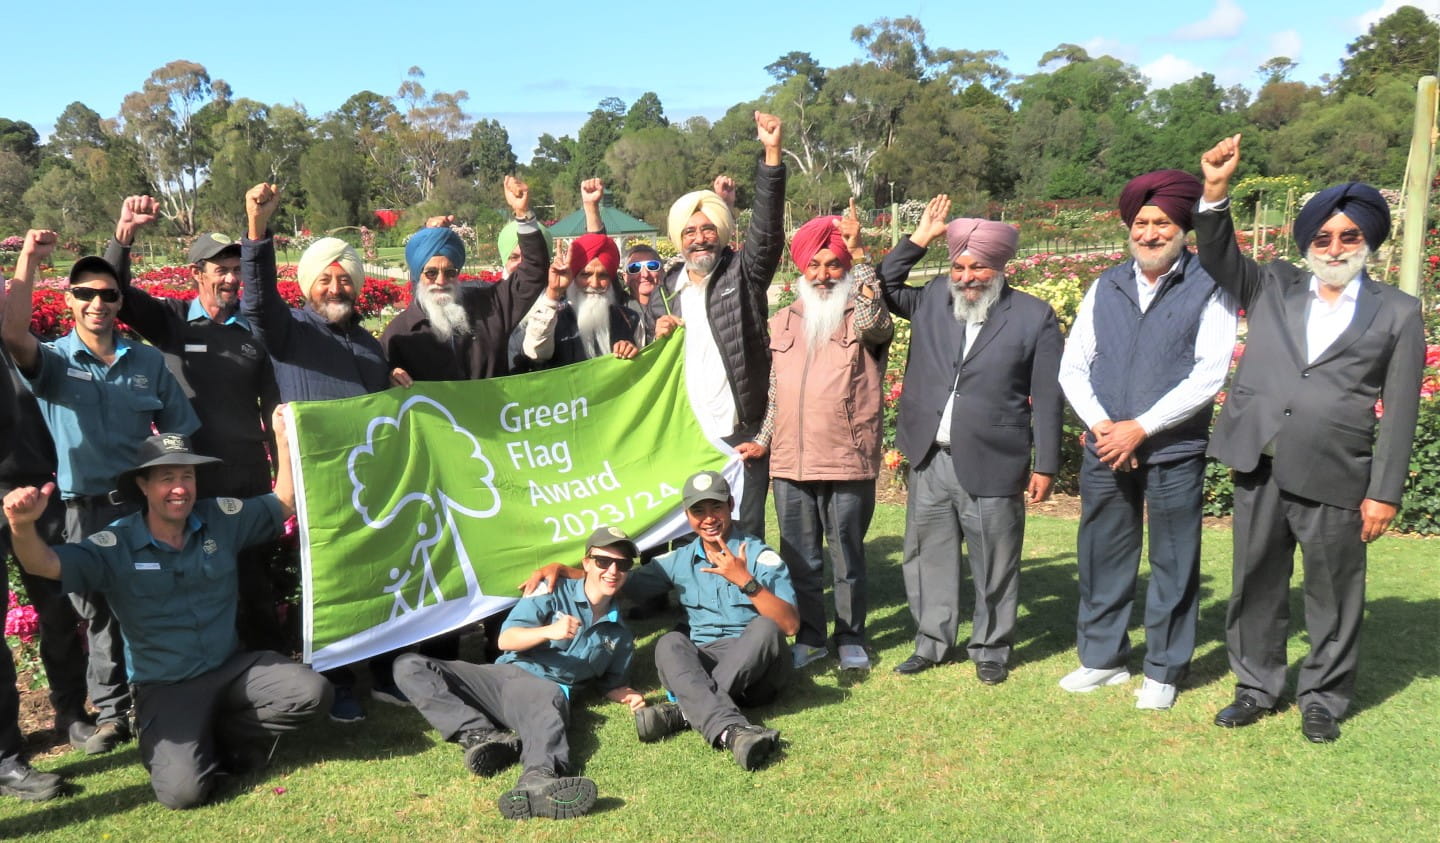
[3,506,1436,840]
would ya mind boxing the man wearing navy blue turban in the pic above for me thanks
[1196,134,1425,744]
[381,175,549,383]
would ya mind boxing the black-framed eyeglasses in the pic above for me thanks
[1310,229,1364,249]
[70,287,121,303]
[626,260,661,274]
[587,554,635,573]
[422,267,460,281]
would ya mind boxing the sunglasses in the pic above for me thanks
[1310,229,1364,249]
[69,287,121,303]
[422,267,460,281]
[587,554,635,573]
[626,260,662,274]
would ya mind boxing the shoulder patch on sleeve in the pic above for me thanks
[756,548,783,568]
[217,498,244,515]
[87,531,117,548]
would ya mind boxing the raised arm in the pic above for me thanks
[110,195,178,347]
[240,183,290,352]
[270,404,296,519]
[844,204,893,346]
[736,111,788,290]
[878,194,950,320]
[581,178,605,234]
[1195,134,1262,309]
[495,175,550,331]
[3,482,62,580]
[1,230,55,373]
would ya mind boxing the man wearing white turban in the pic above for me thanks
[647,111,786,540]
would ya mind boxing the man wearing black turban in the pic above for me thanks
[1196,134,1425,743]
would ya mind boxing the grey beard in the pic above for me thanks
[1307,244,1370,288]
[795,275,854,355]
[314,299,354,325]
[1128,235,1186,275]
[417,286,470,341]
[686,248,718,278]
[569,284,615,358]
[952,276,1002,323]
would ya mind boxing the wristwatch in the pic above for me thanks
[739,578,761,596]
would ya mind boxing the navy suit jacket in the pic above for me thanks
[879,239,1063,497]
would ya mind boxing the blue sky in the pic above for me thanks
[8,0,1436,161]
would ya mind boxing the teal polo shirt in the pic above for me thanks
[498,577,633,697]
[625,534,796,644]
[56,494,284,683]
[26,332,198,498]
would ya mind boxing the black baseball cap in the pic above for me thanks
[188,232,240,265]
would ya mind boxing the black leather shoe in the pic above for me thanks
[58,719,96,750]
[975,661,1009,685]
[893,653,938,675]
[1301,704,1340,743]
[0,758,64,802]
[1214,694,1275,728]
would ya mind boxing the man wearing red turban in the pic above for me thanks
[511,228,640,370]
[738,204,893,672]
[1057,168,1237,711]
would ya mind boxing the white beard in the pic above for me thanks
[795,274,854,355]
[417,285,470,341]
[952,276,1003,323]
[1128,235,1186,275]
[569,284,616,358]
[1307,244,1370,289]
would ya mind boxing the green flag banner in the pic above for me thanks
[286,330,740,670]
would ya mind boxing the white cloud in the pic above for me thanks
[1172,0,1247,41]
[1355,0,1440,32]
[1142,54,1206,88]
[1267,30,1304,62]
[1081,37,1138,63]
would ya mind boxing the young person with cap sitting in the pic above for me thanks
[2,408,331,810]
[393,527,645,821]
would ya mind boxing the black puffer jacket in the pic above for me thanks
[648,159,787,431]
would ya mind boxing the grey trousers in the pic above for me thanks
[902,450,1025,665]
[134,649,331,809]
[723,428,770,542]
[64,497,138,726]
[1228,458,1368,718]
[773,477,874,648]
[654,617,790,745]
[393,655,571,774]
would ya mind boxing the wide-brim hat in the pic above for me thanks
[116,433,223,502]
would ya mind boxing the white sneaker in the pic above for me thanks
[1058,665,1131,693]
[837,644,870,671]
[1134,678,1177,710]
[791,643,827,669]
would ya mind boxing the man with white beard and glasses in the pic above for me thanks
[1196,135,1424,743]
[738,202,892,671]
[1056,169,1237,712]
[510,232,642,371]
[384,176,549,383]
[879,196,1063,684]
[647,111,786,540]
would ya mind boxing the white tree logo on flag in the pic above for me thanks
[346,396,501,619]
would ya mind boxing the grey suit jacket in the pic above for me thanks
[879,239,1064,497]
[1194,205,1425,509]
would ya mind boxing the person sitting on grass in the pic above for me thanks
[2,409,332,810]
[393,527,646,822]
[527,470,799,771]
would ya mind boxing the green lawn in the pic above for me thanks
[4,507,1436,840]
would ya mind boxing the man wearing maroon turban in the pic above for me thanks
[879,196,1063,685]
[511,231,640,370]
[737,204,893,672]
[1057,168,1237,712]
[1196,135,1423,743]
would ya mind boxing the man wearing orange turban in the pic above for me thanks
[739,205,892,672]
[879,195,1063,686]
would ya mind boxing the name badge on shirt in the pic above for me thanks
[66,368,93,381]
[184,343,207,353]
[134,562,161,571]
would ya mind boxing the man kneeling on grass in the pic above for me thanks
[394,527,645,821]
[1,410,331,810]
[529,470,799,771]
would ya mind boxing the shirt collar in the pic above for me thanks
[124,510,203,551]
[186,298,249,328]
[58,331,131,362]
[1307,274,1361,305]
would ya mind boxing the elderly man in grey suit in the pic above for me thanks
[1196,134,1425,743]
[879,195,1063,684]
